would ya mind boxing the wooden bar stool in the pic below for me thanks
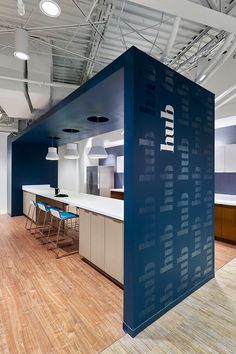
[47,208,79,259]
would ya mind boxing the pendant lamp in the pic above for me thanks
[14,28,29,61]
[88,116,108,159]
[88,137,108,159]
[64,143,79,159]
[46,137,59,160]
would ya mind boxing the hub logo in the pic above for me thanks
[160,105,174,152]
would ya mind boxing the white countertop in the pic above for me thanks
[110,188,124,192]
[22,185,124,221]
[215,193,236,206]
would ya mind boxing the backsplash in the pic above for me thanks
[215,173,236,195]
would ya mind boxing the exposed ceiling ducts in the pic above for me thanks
[0,0,236,132]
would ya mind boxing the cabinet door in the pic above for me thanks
[225,144,236,172]
[91,213,105,270]
[105,217,124,284]
[79,209,91,260]
[215,205,222,238]
[221,205,236,243]
[23,191,36,221]
[215,146,225,172]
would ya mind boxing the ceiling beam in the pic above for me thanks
[128,0,236,34]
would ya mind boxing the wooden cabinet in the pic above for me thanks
[91,213,105,270]
[79,208,124,284]
[221,206,236,243]
[23,191,36,221]
[215,205,223,238]
[79,209,91,260]
[111,191,124,200]
[215,204,236,244]
[105,218,124,284]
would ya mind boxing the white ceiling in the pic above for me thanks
[0,0,236,131]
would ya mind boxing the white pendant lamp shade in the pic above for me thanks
[46,147,59,161]
[88,138,108,159]
[14,28,29,61]
[64,143,79,159]
[39,0,61,17]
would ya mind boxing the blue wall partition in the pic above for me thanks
[124,49,215,336]
[8,141,58,216]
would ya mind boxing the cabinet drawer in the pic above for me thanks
[79,209,91,260]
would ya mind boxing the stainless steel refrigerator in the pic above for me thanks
[86,166,114,197]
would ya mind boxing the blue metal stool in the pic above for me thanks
[47,208,79,259]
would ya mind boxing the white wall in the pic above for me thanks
[58,145,79,192]
[58,139,97,193]
[0,132,8,214]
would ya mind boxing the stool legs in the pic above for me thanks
[25,203,33,230]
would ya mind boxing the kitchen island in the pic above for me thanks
[23,185,124,284]
[215,194,236,244]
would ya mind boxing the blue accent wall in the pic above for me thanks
[215,126,236,195]
[124,49,215,336]
[99,145,124,188]
[8,139,58,216]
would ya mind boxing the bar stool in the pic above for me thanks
[25,200,38,231]
[34,202,61,238]
[47,208,79,259]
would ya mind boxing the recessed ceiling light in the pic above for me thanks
[39,0,61,17]
[87,116,109,123]
[62,128,80,133]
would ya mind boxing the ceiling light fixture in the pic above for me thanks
[87,116,108,159]
[88,138,108,159]
[46,137,59,160]
[64,143,79,159]
[196,56,208,83]
[39,0,61,17]
[62,128,79,159]
[17,0,25,16]
[14,28,29,60]
[199,74,206,82]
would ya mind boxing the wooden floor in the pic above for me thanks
[0,215,236,354]
[103,257,236,354]
[215,240,236,270]
[0,215,123,354]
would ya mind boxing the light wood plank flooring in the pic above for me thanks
[0,215,123,354]
[0,215,235,354]
[102,257,236,354]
